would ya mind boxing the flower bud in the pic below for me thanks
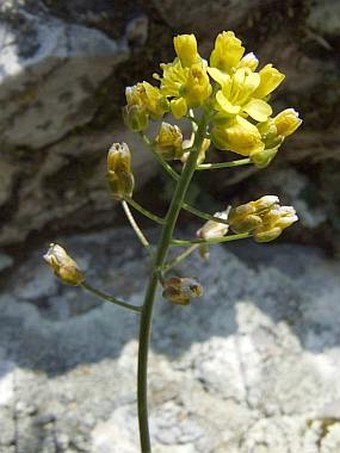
[162,277,203,305]
[196,209,229,240]
[250,147,279,168]
[210,31,245,73]
[125,82,168,123]
[107,142,135,200]
[154,122,184,160]
[43,243,85,285]
[185,63,212,107]
[170,97,188,119]
[274,108,302,137]
[123,105,148,132]
[252,195,279,213]
[228,196,279,234]
[174,34,199,67]
[211,116,265,156]
[253,226,283,243]
[238,52,259,71]
[253,204,298,242]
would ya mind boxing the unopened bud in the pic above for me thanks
[123,105,148,132]
[162,277,203,305]
[107,142,135,200]
[250,147,279,168]
[253,226,283,243]
[228,196,279,234]
[252,195,279,213]
[274,108,302,137]
[43,243,85,285]
[253,204,298,242]
[174,34,199,67]
[154,122,184,160]
[196,209,229,240]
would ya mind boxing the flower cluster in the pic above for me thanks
[228,195,298,242]
[123,31,301,167]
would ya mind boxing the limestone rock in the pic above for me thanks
[1,227,340,451]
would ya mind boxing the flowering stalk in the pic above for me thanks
[44,30,302,453]
[137,113,208,451]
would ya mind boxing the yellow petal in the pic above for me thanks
[210,31,245,73]
[253,64,285,98]
[207,67,230,86]
[174,34,199,67]
[238,52,259,71]
[274,108,302,137]
[243,98,272,122]
[170,97,188,119]
[212,116,265,156]
[216,90,240,116]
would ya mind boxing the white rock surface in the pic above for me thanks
[1,228,340,451]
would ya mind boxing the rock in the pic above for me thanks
[0,9,129,149]
[1,227,340,451]
[0,0,339,253]
[0,253,14,272]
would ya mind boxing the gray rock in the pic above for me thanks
[0,11,128,149]
[0,0,340,251]
[1,227,340,451]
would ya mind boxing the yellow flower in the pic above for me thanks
[211,116,265,156]
[43,244,85,286]
[174,34,199,67]
[210,31,245,73]
[184,63,212,107]
[274,108,302,137]
[158,59,211,118]
[228,196,298,241]
[154,122,184,160]
[252,64,285,98]
[125,82,168,121]
[210,67,272,122]
[107,142,135,200]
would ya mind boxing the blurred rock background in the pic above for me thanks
[1,0,339,260]
[1,1,340,452]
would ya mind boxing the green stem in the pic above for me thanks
[182,202,230,226]
[125,197,165,225]
[81,282,142,313]
[121,201,150,249]
[141,133,180,181]
[137,113,208,452]
[171,232,251,246]
[163,244,199,272]
[197,158,252,170]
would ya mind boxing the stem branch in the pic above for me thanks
[197,158,252,170]
[122,201,150,248]
[81,282,142,313]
